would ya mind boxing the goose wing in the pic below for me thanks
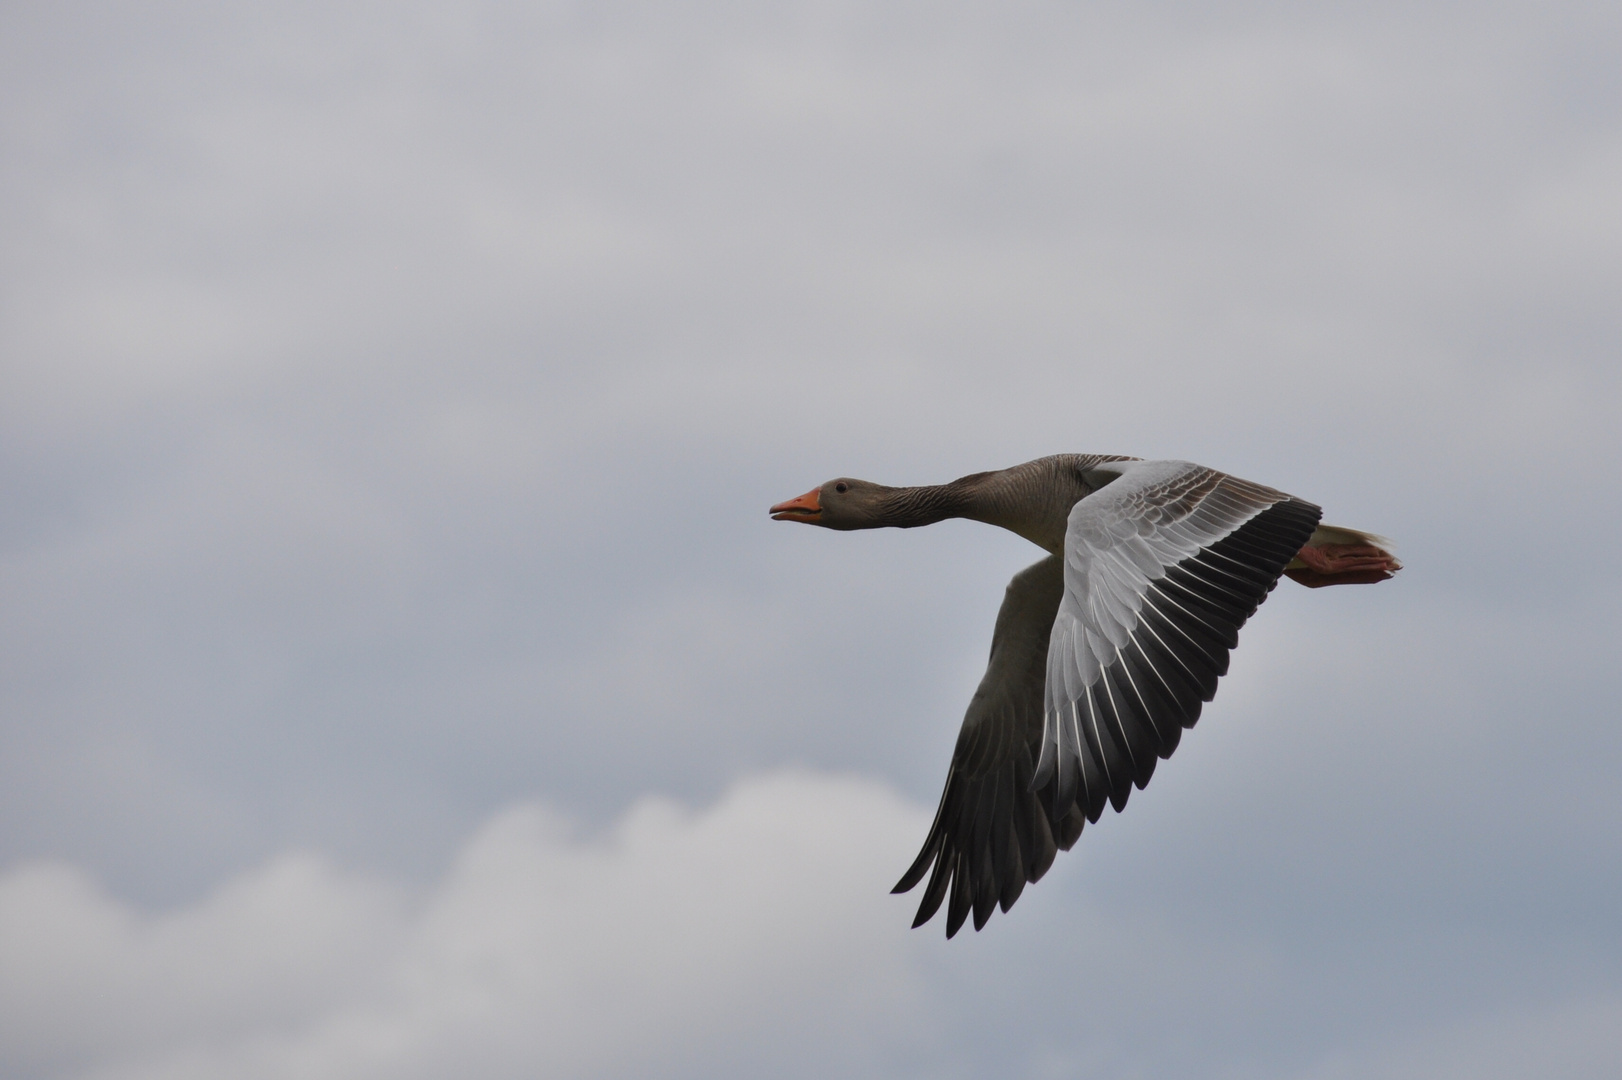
[892,555,1084,938]
[1035,460,1322,825]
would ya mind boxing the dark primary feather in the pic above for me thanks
[892,555,1067,938]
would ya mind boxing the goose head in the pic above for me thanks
[769,479,899,530]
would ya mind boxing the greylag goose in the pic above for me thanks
[770,455,1399,937]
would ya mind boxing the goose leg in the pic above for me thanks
[1285,542,1402,587]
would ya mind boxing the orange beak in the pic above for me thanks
[770,486,822,522]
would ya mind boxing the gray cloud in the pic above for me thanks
[2,1,1620,1076]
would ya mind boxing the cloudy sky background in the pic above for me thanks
[2,1,1620,1077]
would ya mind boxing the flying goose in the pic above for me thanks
[770,455,1400,937]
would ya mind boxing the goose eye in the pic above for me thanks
[835,482,849,494]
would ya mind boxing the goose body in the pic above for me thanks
[770,455,1399,937]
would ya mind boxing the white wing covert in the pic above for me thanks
[1034,460,1322,824]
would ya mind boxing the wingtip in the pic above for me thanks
[892,839,939,895]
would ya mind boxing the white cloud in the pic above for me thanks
[0,772,933,1080]
[0,853,404,1079]
[5,769,1618,1080]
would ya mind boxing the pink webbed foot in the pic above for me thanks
[1284,543,1402,588]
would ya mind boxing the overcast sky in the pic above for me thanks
[2,2,1620,1078]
